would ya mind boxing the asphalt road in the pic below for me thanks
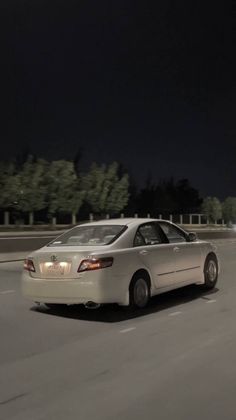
[1,241,236,419]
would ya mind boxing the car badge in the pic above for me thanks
[51,255,58,262]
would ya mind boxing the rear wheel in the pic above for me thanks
[129,273,150,309]
[203,254,218,289]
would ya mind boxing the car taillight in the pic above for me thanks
[24,259,35,272]
[78,257,113,272]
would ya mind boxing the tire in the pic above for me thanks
[203,254,218,290]
[129,273,150,309]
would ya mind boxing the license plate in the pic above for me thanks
[47,263,65,275]
[40,261,71,276]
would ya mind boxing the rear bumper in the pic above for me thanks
[21,272,129,306]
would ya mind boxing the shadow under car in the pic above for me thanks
[31,284,219,323]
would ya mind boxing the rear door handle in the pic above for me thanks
[139,250,148,255]
[173,247,180,253]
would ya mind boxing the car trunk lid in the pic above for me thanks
[28,246,104,279]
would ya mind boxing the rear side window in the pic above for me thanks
[134,223,163,247]
[48,225,127,246]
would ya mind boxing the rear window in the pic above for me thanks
[48,225,127,246]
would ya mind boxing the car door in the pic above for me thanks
[134,222,178,289]
[158,221,202,285]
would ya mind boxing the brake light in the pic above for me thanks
[24,259,36,272]
[78,257,113,272]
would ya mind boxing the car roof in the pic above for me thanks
[78,218,165,227]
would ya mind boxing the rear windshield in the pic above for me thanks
[48,225,127,246]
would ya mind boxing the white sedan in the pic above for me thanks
[22,218,219,309]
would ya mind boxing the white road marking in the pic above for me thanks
[168,311,182,317]
[0,290,15,295]
[120,327,136,333]
[205,299,217,304]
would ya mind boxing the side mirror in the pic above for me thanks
[188,232,197,242]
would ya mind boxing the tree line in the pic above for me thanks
[201,197,236,226]
[0,157,129,224]
[1,156,235,225]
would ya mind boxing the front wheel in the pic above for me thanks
[129,274,150,309]
[203,254,218,289]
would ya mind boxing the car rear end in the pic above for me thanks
[22,246,125,306]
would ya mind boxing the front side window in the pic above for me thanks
[158,222,187,243]
[134,223,163,247]
[48,225,126,246]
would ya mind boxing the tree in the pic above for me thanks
[16,156,48,224]
[45,160,85,224]
[83,162,129,215]
[158,177,178,213]
[175,178,202,212]
[201,197,222,223]
[0,162,21,210]
[222,197,236,225]
[133,177,202,216]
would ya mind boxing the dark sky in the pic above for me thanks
[1,0,235,198]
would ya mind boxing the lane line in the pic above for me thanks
[0,290,15,295]
[201,296,217,303]
[0,393,28,405]
[120,327,136,333]
[168,311,182,317]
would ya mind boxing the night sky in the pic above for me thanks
[2,0,235,198]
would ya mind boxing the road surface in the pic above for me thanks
[0,241,236,419]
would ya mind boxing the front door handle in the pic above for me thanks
[173,246,180,253]
[139,249,148,255]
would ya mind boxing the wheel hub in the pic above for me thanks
[207,260,217,282]
[134,278,149,307]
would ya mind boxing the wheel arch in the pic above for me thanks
[129,268,152,290]
[204,251,218,269]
